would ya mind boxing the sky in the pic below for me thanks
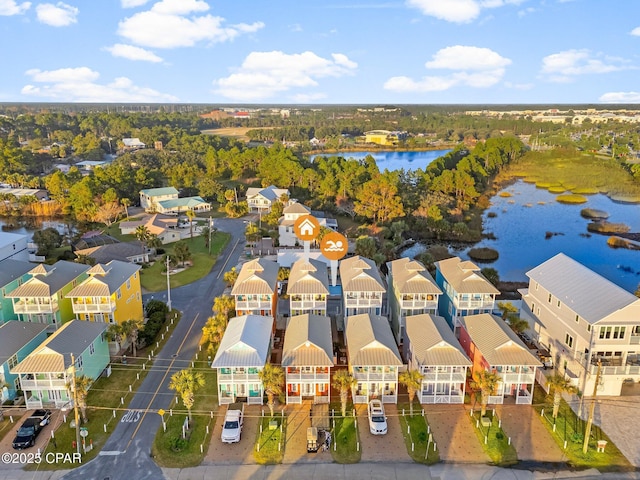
[0,0,639,104]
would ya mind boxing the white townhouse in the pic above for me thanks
[231,258,279,317]
[403,314,471,404]
[520,253,640,396]
[387,258,442,344]
[340,256,386,317]
[246,185,290,213]
[288,258,329,316]
[278,202,338,247]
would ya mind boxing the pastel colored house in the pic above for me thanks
[139,187,210,215]
[403,314,471,404]
[0,259,34,323]
[282,314,334,404]
[288,258,329,316]
[119,214,181,245]
[231,258,279,316]
[211,315,274,405]
[345,313,403,404]
[140,187,179,212]
[11,320,110,409]
[340,256,386,317]
[386,258,442,344]
[459,313,540,405]
[0,321,48,402]
[520,253,640,396]
[364,130,407,146]
[7,261,90,330]
[66,261,143,325]
[246,185,290,213]
[278,202,338,247]
[435,257,499,330]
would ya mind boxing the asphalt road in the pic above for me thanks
[61,218,246,480]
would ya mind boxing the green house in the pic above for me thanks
[0,259,34,324]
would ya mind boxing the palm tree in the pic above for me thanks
[173,241,191,267]
[119,318,143,357]
[399,369,423,416]
[332,370,355,417]
[121,198,131,220]
[147,234,162,252]
[108,323,125,351]
[169,369,205,423]
[67,374,92,423]
[258,363,284,417]
[471,370,500,416]
[135,225,150,254]
[546,373,578,419]
[202,314,227,349]
[185,209,196,239]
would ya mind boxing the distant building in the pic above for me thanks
[122,138,146,150]
[246,185,290,213]
[364,130,407,146]
[139,187,179,211]
[0,187,49,201]
[278,202,338,247]
[139,187,210,214]
[0,260,35,323]
[0,231,29,262]
[119,213,180,244]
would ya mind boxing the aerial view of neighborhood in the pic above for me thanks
[1,1,640,480]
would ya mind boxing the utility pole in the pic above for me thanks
[70,353,81,457]
[166,256,172,311]
[583,359,602,454]
[208,217,213,255]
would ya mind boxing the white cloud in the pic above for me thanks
[384,45,510,92]
[104,43,163,63]
[517,7,536,17]
[36,2,78,27]
[504,81,533,90]
[214,50,357,101]
[631,26,640,36]
[406,0,523,23]
[121,0,149,7]
[22,66,178,102]
[541,49,630,82]
[599,91,640,103]
[117,0,264,49]
[0,0,30,15]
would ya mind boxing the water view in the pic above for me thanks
[405,180,640,292]
[310,149,452,171]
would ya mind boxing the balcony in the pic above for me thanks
[217,372,260,383]
[236,301,272,311]
[501,372,535,384]
[423,372,466,383]
[590,364,640,376]
[13,301,59,314]
[290,301,326,310]
[353,371,396,381]
[72,301,116,313]
[400,299,438,309]
[630,335,640,345]
[20,377,67,389]
[345,298,382,308]
[286,371,330,381]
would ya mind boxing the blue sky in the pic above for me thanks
[1,0,639,104]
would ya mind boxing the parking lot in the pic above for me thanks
[203,404,260,465]
[355,404,412,463]
[0,409,61,468]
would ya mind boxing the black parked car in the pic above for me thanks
[12,410,51,450]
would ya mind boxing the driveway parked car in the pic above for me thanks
[367,400,388,435]
[12,410,51,450]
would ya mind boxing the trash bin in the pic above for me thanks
[597,440,607,452]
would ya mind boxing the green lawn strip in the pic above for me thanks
[254,415,287,464]
[151,358,218,468]
[469,410,517,466]
[397,404,439,465]
[140,232,230,292]
[331,415,361,464]
[532,387,632,471]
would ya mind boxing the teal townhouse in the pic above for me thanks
[0,259,34,323]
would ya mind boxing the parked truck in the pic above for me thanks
[221,403,244,444]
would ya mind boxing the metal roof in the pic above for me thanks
[345,313,402,367]
[246,186,289,202]
[405,314,471,367]
[281,314,334,367]
[387,258,442,295]
[283,202,311,215]
[0,259,33,288]
[157,196,210,210]
[140,187,178,197]
[7,261,90,299]
[434,257,499,295]
[11,320,107,373]
[287,258,329,295]
[231,258,279,295]
[66,260,140,298]
[461,314,540,367]
[211,315,273,368]
[526,253,639,324]
[0,321,47,364]
[340,256,385,293]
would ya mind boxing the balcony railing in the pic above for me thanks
[488,395,504,405]
[286,372,330,381]
[13,301,59,313]
[423,372,466,383]
[630,335,640,345]
[500,372,535,384]
[400,299,438,309]
[344,298,382,307]
[72,302,116,313]
[353,372,397,381]
[290,301,326,310]
[590,364,640,376]
[516,392,533,404]
[20,378,67,389]
[236,301,272,310]
[454,298,494,309]
[217,373,260,382]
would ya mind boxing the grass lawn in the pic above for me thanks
[331,416,361,464]
[469,410,518,466]
[254,415,287,464]
[151,358,218,468]
[532,387,632,471]
[140,232,230,292]
[398,404,440,465]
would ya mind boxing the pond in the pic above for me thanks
[309,149,451,171]
[404,180,640,292]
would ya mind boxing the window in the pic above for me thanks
[535,282,538,291]
[126,279,131,289]
[587,324,591,332]
[117,288,121,299]
[565,334,574,348]
[531,303,535,314]
[613,326,626,339]
[76,355,83,369]
[318,383,326,393]
[291,384,297,392]
[89,343,95,355]
[8,354,18,369]
[557,300,561,308]
[548,294,552,303]
[599,326,612,339]
[575,315,580,323]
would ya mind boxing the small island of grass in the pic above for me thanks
[587,222,631,234]
[547,186,566,194]
[556,194,588,204]
[468,247,499,262]
[580,208,610,220]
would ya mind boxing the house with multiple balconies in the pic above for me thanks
[459,313,540,405]
[519,253,640,396]
[386,258,442,344]
[434,257,499,330]
[0,259,34,323]
[139,187,210,214]
[7,261,90,330]
[211,315,274,405]
[288,258,329,316]
[340,256,385,317]
[345,313,403,404]
[403,314,471,404]
[281,314,334,404]
[278,202,338,247]
[246,185,290,213]
[11,320,109,409]
[231,258,279,317]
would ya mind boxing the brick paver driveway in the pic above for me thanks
[204,404,260,465]
[356,404,412,463]
[282,401,333,464]
[0,409,62,469]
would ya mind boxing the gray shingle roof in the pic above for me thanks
[0,321,47,364]
[0,259,34,288]
[211,315,273,368]
[75,241,146,264]
[405,314,471,367]
[345,313,402,366]
[281,314,334,367]
[435,257,499,295]
[7,261,90,298]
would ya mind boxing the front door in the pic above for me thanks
[236,383,246,397]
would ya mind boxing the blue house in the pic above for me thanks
[0,321,48,401]
[0,259,33,323]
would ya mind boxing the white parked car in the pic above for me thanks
[367,400,387,435]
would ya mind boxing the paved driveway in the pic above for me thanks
[204,405,260,465]
[282,402,332,464]
[425,404,489,463]
[587,396,640,467]
[0,409,61,469]
[356,404,412,463]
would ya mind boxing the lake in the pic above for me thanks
[310,149,452,171]
[404,180,640,292]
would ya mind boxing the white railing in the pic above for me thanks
[630,336,640,345]
[20,378,67,389]
[72,302,116,313]
[590,364,640,376]
[381,394,397,404]
[217,373,260,382]
[420,393,464,404]
[240,301,272,310]
[286,372,330,381]
[423,372,466,383]
[536,368,550,393]
[13,302,58,313]
[516,393,533,405]
[488,395,504,405]
[344,298,382,307]
[501,372,535,384]
[455,299,494,310]
[354,394,368,404]
[353,372,396,382]
[400,300,438,309]
[219,394,235,405]
[248,396,263,405]
[287,395,302,404]
[314,395,330,404]
[290,301,326,310]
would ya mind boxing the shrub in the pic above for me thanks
[169,436,188,452]
[468,247,499,262]
[146,299,169,317]
[498,191,512,197]
[548,186,566,194]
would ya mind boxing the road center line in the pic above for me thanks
[216,237,242,279]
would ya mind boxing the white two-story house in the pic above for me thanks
[520,253,640,396]
[288,258,329,316]
[278,203,338,247]
[231,258,279,317]
[387,258,442,344]
[246,185,290,213]
[340,256,386,317]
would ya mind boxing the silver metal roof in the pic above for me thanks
[211,315,273,368]
[287,258,329,295]
[340,256,385,293]
[281,314,334,367]
[405,314,471,367]
[387,258,442,295]
[434,257,499,295]
[345,313,402,367]
[231,258,279,296]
